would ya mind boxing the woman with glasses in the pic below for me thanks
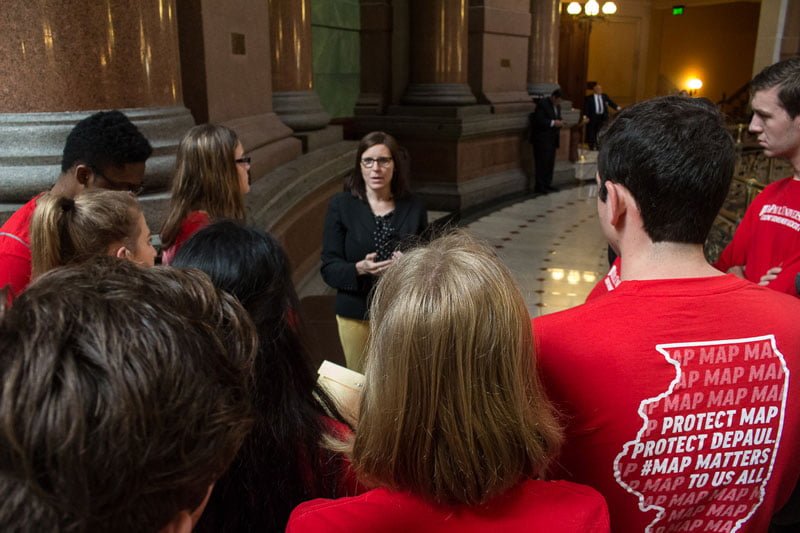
[289,233,610,532]
[321,131,428,371]
[160,124,251,264]
[29,190,157,278]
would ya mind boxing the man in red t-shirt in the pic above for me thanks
[714,57,800,296]
[534,95,800,531]
[0,110,152,300]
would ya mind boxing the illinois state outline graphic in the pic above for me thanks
[614,335,789,532]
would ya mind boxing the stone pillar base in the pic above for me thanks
[295,125,344,153]
[415,168,527,212]
[0,105,194,204]
[483,92,535,114]
[223,112,302,182]
[247,140,358,284]
[273,91,331,132]
[402,83,477,106]
[354,93,386,116]
[528,82,561,98]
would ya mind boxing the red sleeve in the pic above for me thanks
[0,243,32,302]
[714,198,758,272]
[584,489,612,533]
[763,254,800,296]
[161,212,211,265]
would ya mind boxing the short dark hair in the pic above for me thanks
[750,56,800,118]
[345,131,411,200]
[0,257,255,532]
[597,96,735,244]
[173,221,351,531]
[552,88,563,99]
[61,110,153,172]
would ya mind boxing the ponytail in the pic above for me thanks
[30,191,142,279]
[31,194,75,279]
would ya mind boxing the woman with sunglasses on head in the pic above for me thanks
[321,131,428,372]
[29,189,156,279]
[160,124,251,264]
[289,232,610,532]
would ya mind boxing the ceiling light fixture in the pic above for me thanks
[566,1,617,18]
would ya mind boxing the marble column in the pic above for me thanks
[268,0,330,131]
[402,0,477,105]
[0,0,194,204]
[528,0,579,162]
[177,0,301,183]
[781,0,800,60]
[467,0,534,113]
[527,0,561,97]
[355,0,394,115]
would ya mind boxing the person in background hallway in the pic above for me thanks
[715,56,800,296]
[30,190,156,278]
[529,89,563,194]
[173,221,358,533]
[320,131,428,372]
[289,232,610,533]
[160,124,251,264]
[0,258,254,533]
[534,95,800,531]
[584,82,620,150]
[0,110,152,300]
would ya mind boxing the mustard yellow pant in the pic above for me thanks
[335,315,369,373]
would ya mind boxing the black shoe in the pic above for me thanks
[547,185,560,192]
[534,187,549,195]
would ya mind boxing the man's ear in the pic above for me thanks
[74,164,94,187]
[605,181,628,227]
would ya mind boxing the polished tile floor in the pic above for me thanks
[466,184,610,316]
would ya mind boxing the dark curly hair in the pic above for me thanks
[61,110,153,172]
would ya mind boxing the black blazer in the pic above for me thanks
[321,192,428,320]
[584,93,619,123]
[529,97,561,149]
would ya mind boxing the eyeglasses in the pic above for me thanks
[235,156,251,165]
[91,167,145,196]
[360,157,393,168]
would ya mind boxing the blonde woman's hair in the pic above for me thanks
[160,124,245,248]
[352,231,563,506]
[30,190,142,278]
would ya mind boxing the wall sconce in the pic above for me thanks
[687,78,703,96]
[566,1,617,18]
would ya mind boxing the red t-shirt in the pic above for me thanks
[715,177,800,295]
[161,210,210,265]
[286,479,610,533]
[0,195,40,300]
[586,256,622,302]
[534,274,800,532]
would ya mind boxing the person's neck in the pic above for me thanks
[619,241,722,282]
[49,172,80,198]
[789,151,800,180]
[366,188,393,204]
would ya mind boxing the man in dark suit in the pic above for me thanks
[529,89,563,194]
[584,83,620,150]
